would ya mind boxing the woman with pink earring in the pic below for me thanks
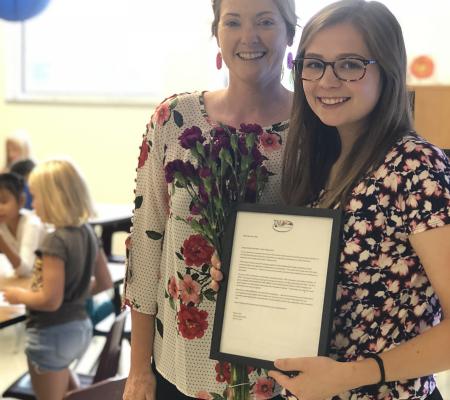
[123,0,297,399]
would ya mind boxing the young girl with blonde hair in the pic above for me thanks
[4,159,111,400]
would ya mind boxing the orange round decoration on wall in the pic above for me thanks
[410,55,435,79]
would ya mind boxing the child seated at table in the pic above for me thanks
[4,159,112,400]
[0,172,45,276]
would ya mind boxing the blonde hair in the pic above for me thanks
[29,159,95,227]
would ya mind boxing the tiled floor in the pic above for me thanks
[0,323,449,399]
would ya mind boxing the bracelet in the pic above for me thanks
[365,353,386,386]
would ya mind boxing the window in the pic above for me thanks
[4,0,450,105]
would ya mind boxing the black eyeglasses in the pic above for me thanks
[294,57,378,82]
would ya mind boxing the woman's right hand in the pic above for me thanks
[210,251,223,292]
[123,370,157,400]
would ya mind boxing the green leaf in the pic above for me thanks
[204,288,216,301]
[169,296,176,310]
[230,134,238,150]
[211,393,224,400]
[219,148,233,167]
[245,132,256,148]
[176,251,184,261]
[191,273,199,281]
[146,230,163,240]
[272,121,288,132]
[156,317,164,338]
[134,195,143,209]
[173,110,184,127]
[240,155,250,171]
[177,271,184,280]
[196,141,206,157]
[169,98,179,110]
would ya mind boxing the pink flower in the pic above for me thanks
[196,391,212,400]
[153,102,171,127]
[168,276,178,300]
[253,377,275,399]
[179,274,201,305]
[259,132,281,152]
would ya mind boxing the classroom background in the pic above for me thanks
[0,0,449,398]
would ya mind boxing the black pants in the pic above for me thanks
[152,362,284,400]
[428,388,443,400]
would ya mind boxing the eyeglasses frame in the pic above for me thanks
[293,57,378,82]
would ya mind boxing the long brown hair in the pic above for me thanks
[211,0,297,43]
[282,0,414,207]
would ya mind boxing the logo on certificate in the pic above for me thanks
[272,219,293,232]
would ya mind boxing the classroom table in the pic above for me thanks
[0,256,29,329]
[0,255,126,329]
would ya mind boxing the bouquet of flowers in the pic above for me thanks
[165,123,272,400]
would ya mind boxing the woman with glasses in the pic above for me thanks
[122,0,297,399]
[267,0,450,399]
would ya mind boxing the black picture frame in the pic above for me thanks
[210,203,342,371]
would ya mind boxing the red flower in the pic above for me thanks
[253,377,275,399]
[138,137,150,168]
[153,102,171,127]
[259,132,281,152]
[177,304,208,339]
[182,234,215,267]
[215,361,231,383]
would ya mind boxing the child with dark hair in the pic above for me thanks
[0,172,45,276]
[10,159,36,210]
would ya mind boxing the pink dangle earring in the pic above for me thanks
[287,51,294,70]
[216,52,223,70]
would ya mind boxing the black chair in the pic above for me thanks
[2,310,128,400]
[64,377,127,400]
[93,306,131,343]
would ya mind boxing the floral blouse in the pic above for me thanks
[123,92,289,399]
[326,134,450,400]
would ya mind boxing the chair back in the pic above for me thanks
[93,310,128,383]
[64,377,127,400]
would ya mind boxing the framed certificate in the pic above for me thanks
[210,203,342,370]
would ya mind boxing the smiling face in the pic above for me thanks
[302,22,381,139]
[217,0,290,87]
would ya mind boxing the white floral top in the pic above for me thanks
[124,92,289,399]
